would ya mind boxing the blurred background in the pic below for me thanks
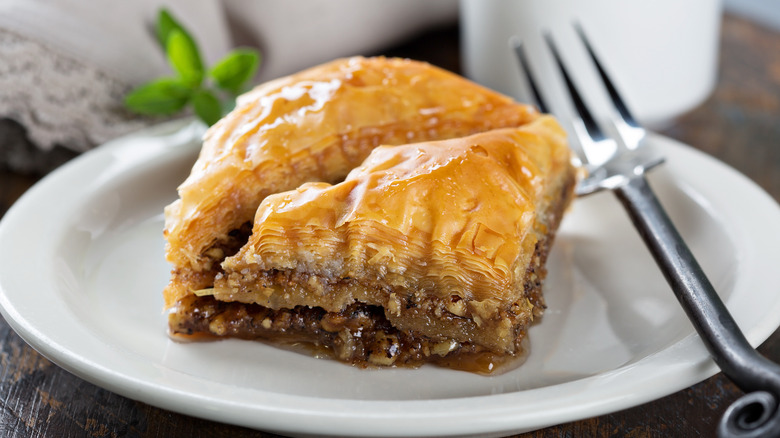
[0,0,458,174]
[1,1,780,437]
[0,0,775,174]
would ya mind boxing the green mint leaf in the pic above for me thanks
[156,8,180,49]
[209,49,260,94]
[124,78,191,115]
[167,29,204,87]
[192,89,222,126]
[130,8,264,124]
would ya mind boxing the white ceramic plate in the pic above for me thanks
[2,120,780,437]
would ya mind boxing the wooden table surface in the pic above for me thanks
[1,12,779,438]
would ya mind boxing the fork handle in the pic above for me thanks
[614,175,780,437]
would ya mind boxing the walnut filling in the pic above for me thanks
[169,295,533,374]
[199,221,253,271]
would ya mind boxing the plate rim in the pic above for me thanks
[1,119,780,437]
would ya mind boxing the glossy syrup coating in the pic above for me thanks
[163,56,539,308]
[213,118,575,353]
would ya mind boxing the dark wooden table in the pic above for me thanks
[1,12,779,438]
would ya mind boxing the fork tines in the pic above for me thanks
[511,25,651,169]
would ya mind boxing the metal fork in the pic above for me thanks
[513,26,780,437]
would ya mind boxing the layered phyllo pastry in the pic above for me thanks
[163,57,575,372]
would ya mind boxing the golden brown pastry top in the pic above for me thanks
[163,56,539,279]
[221,116,572,306]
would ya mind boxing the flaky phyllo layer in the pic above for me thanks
[163,56,539,308]
[163,56,576,372]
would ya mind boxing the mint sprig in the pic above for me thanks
[124,8,261,126]
[210,49,260,95]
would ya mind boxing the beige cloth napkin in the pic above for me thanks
[225,0,458,81]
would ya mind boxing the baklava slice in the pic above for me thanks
[163,56,540,310]
[169,117,576,372]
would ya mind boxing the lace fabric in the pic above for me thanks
[0,29,156,172]
[0,29,154,152]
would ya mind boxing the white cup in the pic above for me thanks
[460,0,723,127]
